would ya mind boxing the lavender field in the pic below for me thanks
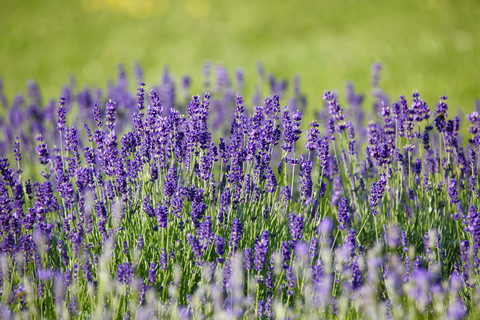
[0,63,479,319]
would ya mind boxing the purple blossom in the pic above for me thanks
[215,236,225,263]
[116,263,133,285]
[281,241,292,267]
[137,82,145,110]
[105,99,117,131]
[0,157,14,187]
[308,237,318,258]
[281,108,295,153]
[448,179,459,204]
[163,166,177,197]
[305,121,319,151]
[143,196,154,218]
[337,197,350,230]
[254,230,269,272]
[467,205,480,251]
[35,135,50,165]
[283,185,292,204]
[300,159,313,201]
[285,266,296,296]
[186,233,203,261]
[56,97,66,132]
[159,249,168,271]
[323,91,344,123]
[155,205,168,229]
[244,247,253,271]
[137,234,144,250]
[350,257,362,289]
[288,213,304,242]
[345,228,356,256]
[229,219,243,250]
[197,216,213,249]
[13,138,21,164]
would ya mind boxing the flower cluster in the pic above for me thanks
[0,62,477,319]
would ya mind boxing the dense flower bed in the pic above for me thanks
[0,63,479,318]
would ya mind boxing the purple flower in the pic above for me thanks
[347,121,355,139]
[350,257,362,289]
[56,97,66,132]
[150,161,158,181]
[468,147,477,175]
[187,233,203,260]
[13,138,21,163]
[281,108,295,153]
[92,101,103,128]
[265,167,277,194]
[308,237,318,258]
[221,186,231,208]
[411,91,430,122]
[348,140,356,156]
[412,158,422,176]
[121,132,137,158]
[197,216,213,249]
[215,236,225,263]
[422,129,430,150]
[105,99,117,131]
[83,258,92,282]
[370,174,387,215]
[257,299,265,318]
[163,166,177,197]
[137,82,145,110]
[254,230,269,272]
[66,127,81,164]
[190,189,206,228]
[159,249,168,271]
[337,197,350,230]
[244,247,253,271]
[467,205,480,250]
[143,196,154,218]
[288,213,304,242]
[345,228,356,256]
[229,219,243,251]
[305,121,319,151]
[283,185,292,204]
[155,205,168,228]
[137,234,144,250]
[285,266,296,296]
[327,118,335,138]
[323,91,344,123]
[300,160,313,201]
[35,135,50,165]
[0,157,14,187]
[281,241,292,267]
[448,179,459,204]
[116,262,133,285]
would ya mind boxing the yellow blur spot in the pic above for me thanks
[81,0,169,17]
[184,0,210,18]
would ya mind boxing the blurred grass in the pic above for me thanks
[0,0,479,112]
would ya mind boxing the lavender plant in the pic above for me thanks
[0,63,479,319]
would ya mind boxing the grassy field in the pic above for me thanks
[3,2,480,318]
[1,0,479,113]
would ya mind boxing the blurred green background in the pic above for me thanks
[1,0,479,111]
